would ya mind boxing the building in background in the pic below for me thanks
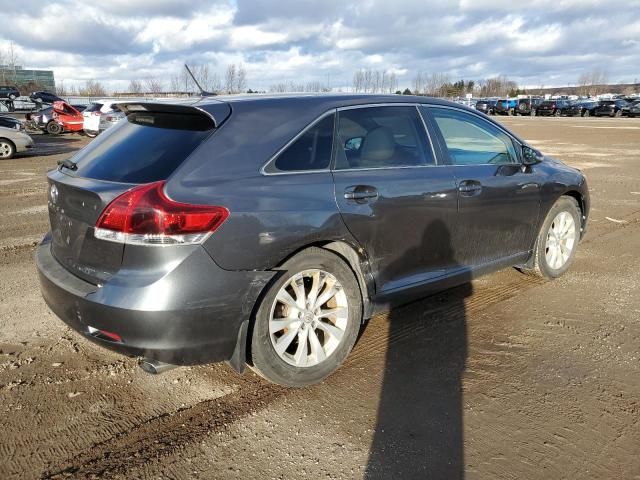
[0,65,55,92]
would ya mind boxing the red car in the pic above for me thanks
[48,101,84,134]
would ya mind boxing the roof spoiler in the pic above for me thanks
[118,102,219,128]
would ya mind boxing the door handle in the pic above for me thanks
[458,180,482,197]
[344,185,378,203]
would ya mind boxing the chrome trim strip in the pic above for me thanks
[260,101,524,176]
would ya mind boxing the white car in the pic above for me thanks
[82,100,120,138]
[0,126,35,159]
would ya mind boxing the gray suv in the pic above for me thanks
[36,95,589,386]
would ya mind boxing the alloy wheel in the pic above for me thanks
[0,141,13,159]
[545,211,577,270]
[269,269,349,368]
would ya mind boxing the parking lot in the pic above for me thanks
[1,117,639,479]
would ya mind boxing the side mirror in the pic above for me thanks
[522,145,543,165]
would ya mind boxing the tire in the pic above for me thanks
[519,196,581,280]
[46,121,63,135]
[0,138,16,159]
[250,247,362,387]
[583,109,590,117]
[8,94,16,100]
[554,109,561,117]
[84,130,97,138]
[615,110,622,118]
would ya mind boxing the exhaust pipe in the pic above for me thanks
[138,358,178,375]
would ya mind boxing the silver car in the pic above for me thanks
[0,126,35,159]
[98,108,125,133]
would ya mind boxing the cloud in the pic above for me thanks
[0,0,638,92]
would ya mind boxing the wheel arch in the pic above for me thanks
[238,240,374,372]
[561,189,587,237]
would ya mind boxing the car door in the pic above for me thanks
[332,105,458,294]
[422,106,542,267]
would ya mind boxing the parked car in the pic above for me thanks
[516,98,543,116]
[594,99,628,117]
[0,86,20,100]
[98,106,125,133]
[474,99,496,115]
[536,100,566,116]
[0,125,35,159]
[49,101,84,134]
[559,100,584,117]
[577,100,600,117]
[83,101,121,137]
[621,99,640,117]
[36,95,590,387]
[0,115,23,130]
[625,100,640,118]
[493,98,518,115]
[29,91,63,104]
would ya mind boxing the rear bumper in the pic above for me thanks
[36,234,276,365]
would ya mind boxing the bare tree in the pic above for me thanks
[78,80,107,97]
[128,79,143,94]
[144,77,164,94]
[236,64,247,93]
[225,64,237,94]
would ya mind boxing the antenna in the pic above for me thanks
[184,63,216,97]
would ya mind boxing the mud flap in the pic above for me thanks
[226,319,248,374]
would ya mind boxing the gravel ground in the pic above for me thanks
[0,118,638,479]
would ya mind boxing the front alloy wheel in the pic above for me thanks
[518,196,581,279]
[544,211,577,270]
[0,140,16,159]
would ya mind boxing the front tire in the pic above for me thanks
[250,247,362,387]
[520,196,581,279]
[0,139,16,159]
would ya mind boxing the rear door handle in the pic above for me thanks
[344,185,378,203]
[458,180,482,197]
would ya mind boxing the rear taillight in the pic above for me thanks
[94,181,229,246]
[92,111,101,116]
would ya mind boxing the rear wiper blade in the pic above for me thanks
[57,159,77,171]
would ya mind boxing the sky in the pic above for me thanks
[1,0,639,92]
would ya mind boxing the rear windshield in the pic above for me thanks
[69,112,213,183]
[84,103,103,113]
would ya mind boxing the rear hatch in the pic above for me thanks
[47,101,231,285]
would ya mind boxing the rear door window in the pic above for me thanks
[334,106,434,169]
[69,112,213,183]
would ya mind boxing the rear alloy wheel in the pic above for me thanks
[519,196,581,279]
[250,247,362,387]
[46,121,63,135]
[0,139,16,159]
[8,94,16,100]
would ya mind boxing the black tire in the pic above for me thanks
[46,121,62,135]
[614,109,622,118]
[554,109,561,117]
[0,138,16,159]
[519,196,581,280]
[250,247,362,387]
[84,130,98,138]
[8,94,16,100]
[583,109,590,117]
